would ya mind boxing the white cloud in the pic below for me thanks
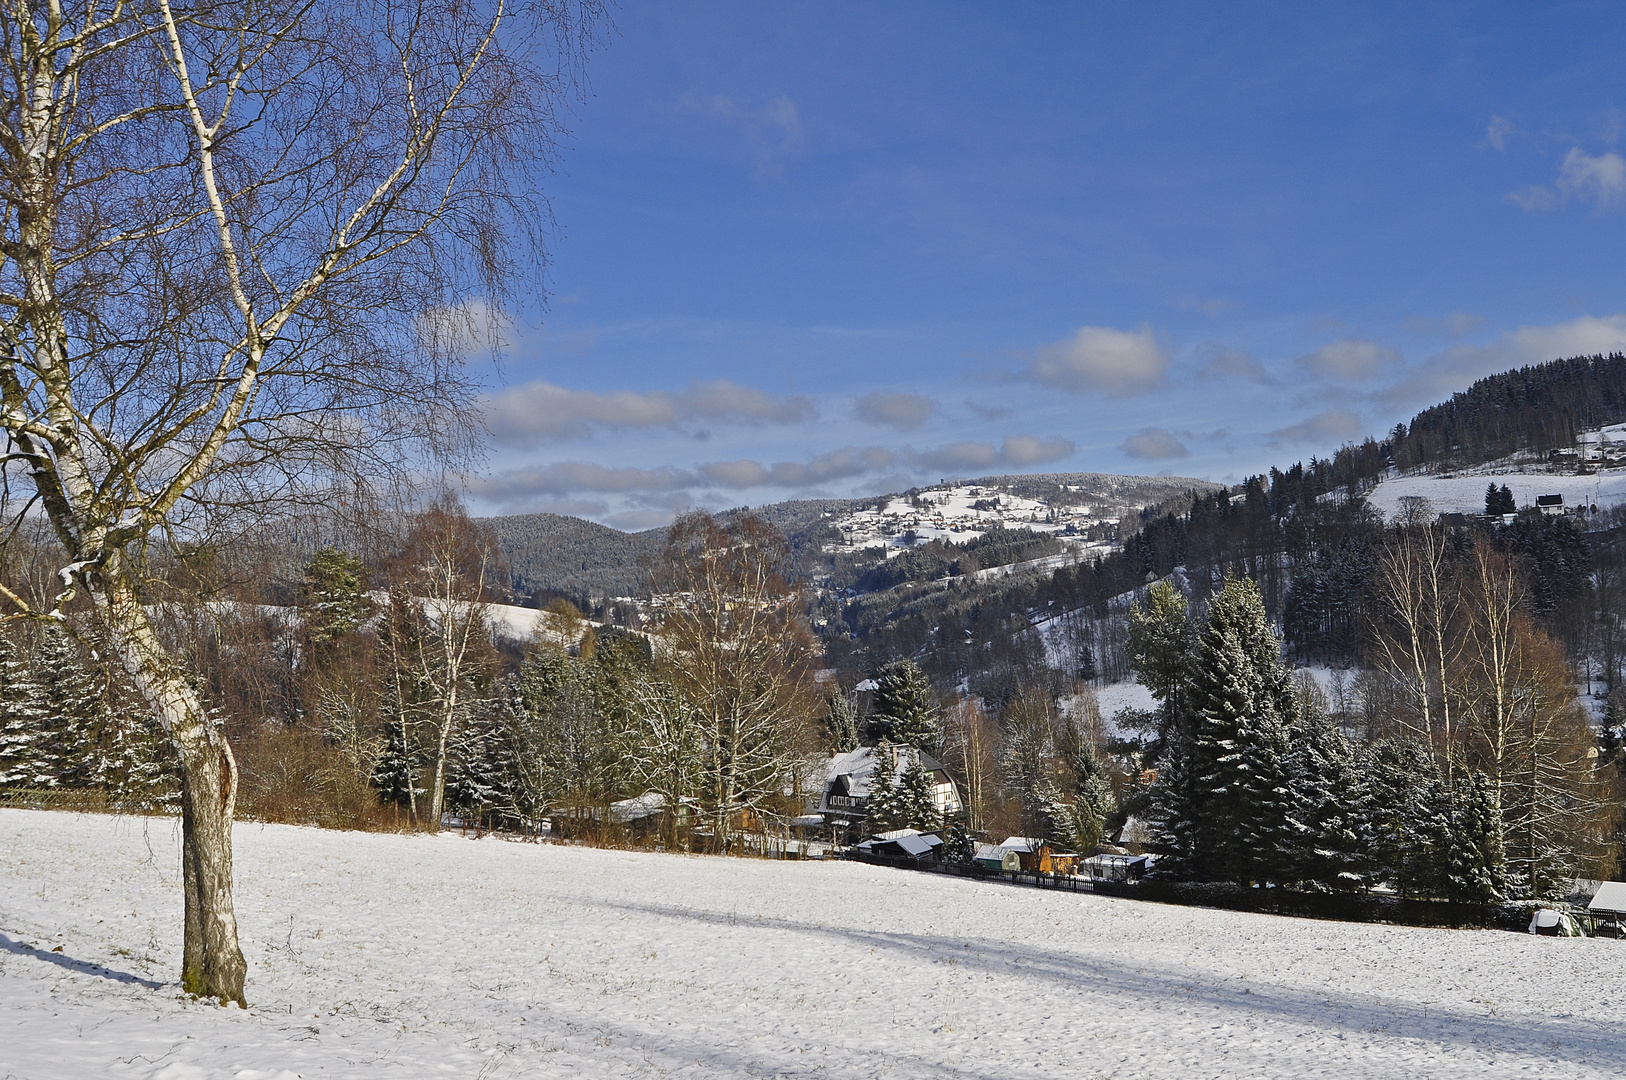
[1507,184,1559,212]
[1195,343,1270,383]
[484,379,815,447]
[756,445,898,487]
[1511,147,1626,212]
[1121,429,1189,460]
[682,93,805,179]
[1295,339,1403,382]
[1373,313,1626,412]
[1402,312,1485,338]
[909,435,1074,473]
[1268,410,1364,447]
[854,391,936,431]
[1486,115,1513,151]
[1026,325,1169,396]
[1557,147,1626,207]
[964,400,1013,421]
[1508,313,1626,360]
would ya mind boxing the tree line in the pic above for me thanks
[1125,545,1617,900]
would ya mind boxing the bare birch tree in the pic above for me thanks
[1455,539,1615,893]
[1368,524,1463,773]
[0,0,601,1002]
[650,512,820,852]
[385,500,499,829]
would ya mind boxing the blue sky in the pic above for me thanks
[468,2,1626,528]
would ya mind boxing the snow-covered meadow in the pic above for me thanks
[3,809,1624,1080]
[1365,469,1626,520]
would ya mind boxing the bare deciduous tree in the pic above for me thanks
[1368,524,1462,773]
[0,0,601,1002]
[650,512,820,852]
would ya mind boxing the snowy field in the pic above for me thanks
[1365,469,1626,520]
[4,810,1625,1079]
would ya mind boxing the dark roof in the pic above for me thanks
[1537,493,1564,505]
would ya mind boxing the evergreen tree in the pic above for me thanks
[1187,576,1297,884]
[1032,782,1077,849]
[1280,707,1364,890]
[1069,740,1115,854]
[823,688,859,753]
[0,633,44,787]
[942,817,975,866]
[1439,770,1507,903]
[1485,483,1516,517]
[1360,739,1441,896]
[868,659,940,752]
[864,745,904,832]
[1143,732,1203,875]
[99,712,178,810]
[32,627,105,788]
[1128,581,1201,871]
[301,547,371,648]
[444,700,513,826]
[897,757,941,832]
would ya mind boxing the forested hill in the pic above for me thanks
[1391,353,1626,469]
[485,513,662,600]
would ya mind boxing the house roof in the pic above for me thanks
[609,791,667,823]
[1589,880,1626,914]
[998,836,1043,852]
[859,831,942,857]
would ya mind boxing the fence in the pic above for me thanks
[1091,878,1541,932]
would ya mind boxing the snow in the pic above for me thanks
[1365,469,1626,520]
[1095,680,1157,719]
[822,483,1115,558]
[484,601,542,642]
[6,809,1626,1078]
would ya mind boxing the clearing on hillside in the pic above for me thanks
[1,809,1621,1079]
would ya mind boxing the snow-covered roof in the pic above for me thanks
[1588,881,1626,914]
[999,836,1042,853]
[609,791,667,824]
[859,832,942,857]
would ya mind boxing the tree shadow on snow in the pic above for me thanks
[597,898,1625,1072]
[0,932,162,988]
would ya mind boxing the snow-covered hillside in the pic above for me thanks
[1366,469,1626,521]
[825,483,1108,557]
[1366,418,1626,521]
[4,810,1623,1079]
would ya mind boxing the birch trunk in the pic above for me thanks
[97,556,247,1004]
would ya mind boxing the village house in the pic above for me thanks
[817,744,964,831]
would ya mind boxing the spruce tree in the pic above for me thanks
[864,745,903,833]
[1187,576,1296,885]
[868,660,939,752]
[1128,581,1200,871]
[301,547,371,648]
[1360,739,1439,894]
[897,757,941,832]
[0,633,47,788]
[942,818,975,866]
[824,688,859,753]
[1438,770,1507,903]
[445,701,513,826]
[1281,707,1364,890]
[1070,740,1115,854]
[99,712,178,810]
[32,627,106,788]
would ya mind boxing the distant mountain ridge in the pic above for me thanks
[485,471,1215,601]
